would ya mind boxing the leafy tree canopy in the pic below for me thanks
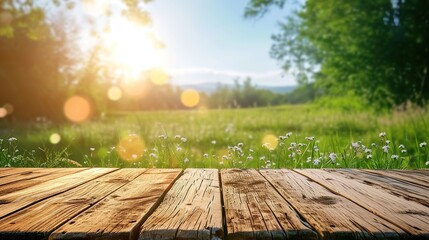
[246,0,429,108]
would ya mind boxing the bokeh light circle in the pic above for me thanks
[149,68,169,85]
[63,96,91,123]
[262,134,278,149]
[107,86,123,101]
[49,133,61,144]
[181,89,200,108]
[0,108,7,118]
[116,134,145,162]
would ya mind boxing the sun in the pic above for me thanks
[102,17,168,80]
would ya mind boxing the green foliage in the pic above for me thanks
[247,0,429,109]
[1,105,428,169]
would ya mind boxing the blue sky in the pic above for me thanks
[144,0,297,86]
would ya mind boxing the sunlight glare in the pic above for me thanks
[64,96,91,123]
[116,134,145,162]
[181,89,200,108]
[149,68,169,85]
[81,0,109,17]
[49,133,61,145]
[262,134,278,150]
[102,17,168,80]
[107,86,122,101]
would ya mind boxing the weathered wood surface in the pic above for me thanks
[364,169,429,187]
[0,168,145,240]
[52,169,181,240]
[296,169,429,238]
[0,168,85,196]
[0,168,429,240]
[0,168,115,219]
[139,169,223,240]
[221,169,317,240]
[261,169,406,239]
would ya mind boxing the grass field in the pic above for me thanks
[1,104,428,169]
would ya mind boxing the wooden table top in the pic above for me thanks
[0,168,428,239]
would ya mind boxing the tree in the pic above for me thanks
[246,0,429,108]
[0,0,157,120]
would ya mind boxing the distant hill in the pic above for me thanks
[177,82,296,94]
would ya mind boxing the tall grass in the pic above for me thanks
[0,105,428,169]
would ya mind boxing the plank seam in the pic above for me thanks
[47,169,147,239]
[218,169,228,240]
[257,170,319,239]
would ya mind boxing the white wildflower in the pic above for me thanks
[90,147,95,151]
[211,140,216,145]
[203,153,209,158]
[382,145,390,153]
[401,149,407,153]
[237,142,244,148]
[183,158,189,163]
[158,134,167,139]
[329,153,337,162]
[305,136,315,141]
[313,158,320,165]
[379,132,386,138]
[149,153,158,158]
[306,157,312,163]
[246,155,253,161]
[364,148,372,154]
[8,137,17,142]
[366,154,373,159]
[420,142,427,148]
[174,135,181,139]
[391,155,399,160]
[176,146,182,152]
[180,137,187,143]
[399,144,405,149]
[385,140,390,144]
[351,142,359,148]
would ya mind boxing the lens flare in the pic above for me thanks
[116,134,145,162]
[149,68,169,85]
[0,108,7,118]
[49,133,61,144]
[181,89,200,108]
[262,134,278,149]
[64,96,91,123]
[122,81,145,98]
[107,86,122,101]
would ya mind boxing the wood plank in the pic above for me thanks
[221,169,317,240]
[0,168,146,240]
[261,169,406,239]
[333,169,429,207]
[364,169,429,187]
[0,168,115,219]
[139,169,223,240]
[0,168,58,186]
[0,168,43,178]
[51,169,181,240]
[0,168,86,196]
[296,169,429,238]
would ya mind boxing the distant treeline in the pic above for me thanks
[105,78,321,112]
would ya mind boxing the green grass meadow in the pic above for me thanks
[1,105,428,169]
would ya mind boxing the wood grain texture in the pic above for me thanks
[261,169,406,239]
[0,168,85,196]
[364,169,429,187]
[51,169,181,240]
[139,169,223,240]
[0,168,145,240]
[296,169,429,238]
[0,168,115,219]
[221,169,317,240]
[0,168,43,178]
[333,169,429,207]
